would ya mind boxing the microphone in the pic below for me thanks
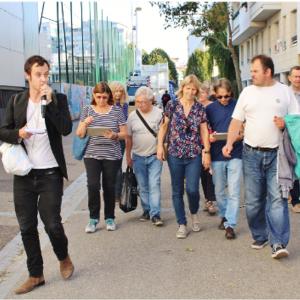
[41,95,47,118]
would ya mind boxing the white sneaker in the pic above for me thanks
[191,213,201,232]
[106,218,116,231]
[176,224,188,239]
[85,219,98,233]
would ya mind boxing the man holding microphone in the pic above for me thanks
[0,55,74,293]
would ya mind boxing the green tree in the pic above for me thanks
[153,2,242,94]
[147,48,178,85]
[185,49,213,81]
[142,50,150,65]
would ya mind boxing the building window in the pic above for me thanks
[247,40,251,63]
[255,35,259,55]
[291,10,297,45]
[240,45,244,66]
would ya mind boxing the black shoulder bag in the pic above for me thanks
[136,109,157,138]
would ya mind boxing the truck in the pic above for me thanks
[126,72,150,105]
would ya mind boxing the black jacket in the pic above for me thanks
[0,90,72,179]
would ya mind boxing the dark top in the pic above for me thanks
[0,90,72,179]
[205,99,243,161]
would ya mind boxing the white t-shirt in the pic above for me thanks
[232,81,299,148]
[127,106,163,156]
[24,99,58,169]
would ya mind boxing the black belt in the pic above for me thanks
[245,144,278,152]
[29,167,60,177]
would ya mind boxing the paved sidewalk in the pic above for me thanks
[1,164,300,298]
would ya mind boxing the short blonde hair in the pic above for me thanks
[109,81,128,105]
[200,81,211,93]
[176,74,201,99]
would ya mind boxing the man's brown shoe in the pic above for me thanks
[60,255,74,280]
[225,226,236,239]
[14,275,45,295]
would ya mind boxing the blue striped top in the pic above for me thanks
[80,105,126,160]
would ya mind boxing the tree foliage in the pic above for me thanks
[185,49,213,82]
[152,1,242,94]
[143,48,178,85]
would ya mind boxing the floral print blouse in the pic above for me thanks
[164,100,208,159]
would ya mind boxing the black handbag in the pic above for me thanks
[119,167,138,213]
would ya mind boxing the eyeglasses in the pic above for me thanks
[95,95,108,100]
[216,95,231,100]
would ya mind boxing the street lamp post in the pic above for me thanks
[134,7,142,72]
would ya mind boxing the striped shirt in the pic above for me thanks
[80,105,126,160]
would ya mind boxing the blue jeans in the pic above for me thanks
[132,153,163,218]
[211,159,242,229]
[167,154,201,225]
[243,145,290,246]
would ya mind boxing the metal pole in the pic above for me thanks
[38,2,45,33]
[80,2,85,85]
[56,2,61,83]
[101,10,106,81]
[89,2,93,85]
[70,2,75,84]
[61,3,69,83]
[94,2,100,82]
[106,17,110,81]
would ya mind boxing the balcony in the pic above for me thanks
[232,5,265,45]
[249,2,281,22]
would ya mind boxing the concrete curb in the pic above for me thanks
[0,172,87,298]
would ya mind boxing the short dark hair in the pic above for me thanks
[289,66,300,75]
[251,55,274,77]
[91,82,114,105]
[213,78,233,97]
[24,55,50,75]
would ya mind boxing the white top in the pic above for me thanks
[289,85,300,108]
[127,106,163,156]
[23,99,58,169]
[232,81,299,148]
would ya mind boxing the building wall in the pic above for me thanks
[236,2,300,86]
[0,2,39,88]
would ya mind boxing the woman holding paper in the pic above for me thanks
[76,82,127,233]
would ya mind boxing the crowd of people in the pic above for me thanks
[1,53,300,294]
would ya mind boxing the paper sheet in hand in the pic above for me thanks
[87,127,111,136]
[213,132,228,141]
[25,128,46,134]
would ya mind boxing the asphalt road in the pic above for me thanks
[1,125,300,298]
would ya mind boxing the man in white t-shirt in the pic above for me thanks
[222,55,299,259]
[126,87,164,226]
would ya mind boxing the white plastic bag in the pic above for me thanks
[0,143,33,176]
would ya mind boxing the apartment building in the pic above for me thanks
[231,2,300,87]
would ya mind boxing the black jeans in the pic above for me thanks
[290,179,300,206]
[201,165,216,202]
[115,140,126,199]
[84,158,119,220]
[13,168,68,277]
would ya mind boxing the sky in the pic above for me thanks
[100,0,190,65]
[41,0,190,65]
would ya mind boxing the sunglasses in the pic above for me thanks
[216,95,231,100]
